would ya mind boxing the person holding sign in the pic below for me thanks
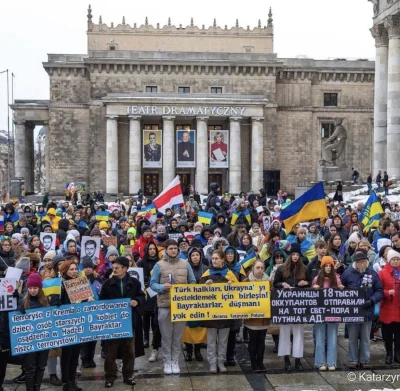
[312,256,344,371]
[341,251,383,369]
[99,256,144,388]
[273,243,308,372]
[199,249,239,374]
[20,274,50,391]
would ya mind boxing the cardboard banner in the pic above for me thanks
[9,299,133,355]
[143,129,162,168]
[176,129,195,168]
[271,288,367,324]
[102,236,117,248]
[0,278,17,311]
[63,276,93,303]
[210,130,229,168]
[123,245,133,254]
[171,282,271,322]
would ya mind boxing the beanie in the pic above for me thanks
[321,256,335,268]
[99,221,108,230]
[157,225,166,233]
[353,251,368,262]
[289,243,302,256]
[178,237,189,245]
[69,229,80,238]
[27,273,42,289]
[43,250,56,260]
[141,225,151,234]
[52,254,66,269]
[21,228,30,235]
[194,222,203,230]
[81,258,95,269]
[387,249,400,263]
[90,228,101,236]
[191,237,203,247]
[19,215,27,222]
[106,246,119,258]
[113,256,129,268]
[348,232,361,244]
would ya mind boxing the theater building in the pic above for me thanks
[12,6,375,196]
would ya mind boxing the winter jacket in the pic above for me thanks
[205,183,220,211]
[340,266,383,321]
[188,247,209,283]
[378,264,400,324]
[306,256,322,285]
[273,263,308,289]
[132,235,155,261]
[0,248,16,277]
[210,214,232,238]
[373,230,391,253]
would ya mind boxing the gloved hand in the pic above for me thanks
[362,299,373,310]
[12,289,19,299]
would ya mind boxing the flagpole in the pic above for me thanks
[0,69,10,196]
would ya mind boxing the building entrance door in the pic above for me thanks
[208,174,222,193]
[144,174,159,196]
[263,170,280,196]
[179,174,191,196]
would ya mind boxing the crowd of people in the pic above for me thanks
[0,182,399,390]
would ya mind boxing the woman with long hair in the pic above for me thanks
[273,243,308,371]
[327,234,348,273]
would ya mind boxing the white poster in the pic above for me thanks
[210,130,229,168]
[80,236,101,265]
[128,267,145,290]
[0,278,17,311]
[40,232,56,252]
[143,129,162,168]
[176,130,196,168]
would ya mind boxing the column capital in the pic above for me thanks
[370,24,388,46]
[105,115,119,120]
[42,120,49,126]
[251,116,264,122]
[196,116,209,121]
[128,115,142,121]
[384,16,400,39]
[14,119,26,125]
[229,116,242,122]
[162,115,175,121]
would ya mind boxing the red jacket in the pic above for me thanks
[378,264,400,323]
[132,235,154,261]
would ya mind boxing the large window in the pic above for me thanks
[176,125,191,130]
[144,125,159,130]
[321,123,335,139]
[324,93,338,107]
[211,87,223,94]
[146,86,158,93]
[178,87,190,94]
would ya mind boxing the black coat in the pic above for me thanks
[100,275,145,358]
[137,248,159,312]
[0,248,16,277]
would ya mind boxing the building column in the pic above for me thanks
[385,16,400,178]
[106,115,118,194]
[251,117,264,191]
[128,115,142,194]
[370,24,389,173]
[14,120,28,188]
[196,116,209,194]
[229,116,242,194]
[25,122,35,193]
[162,116,175,187]
[43,121,49,192]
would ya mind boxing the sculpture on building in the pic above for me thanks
[320,118,347,166]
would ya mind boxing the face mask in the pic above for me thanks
[158,233,168,240]
[216,203,221,206]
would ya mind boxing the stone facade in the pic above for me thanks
[12,6,375,195]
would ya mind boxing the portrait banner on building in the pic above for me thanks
[143,129,162,168]
[170,282,271,322]
[209,130,229,168]
[176,130,196,168]
[8,298,133,355]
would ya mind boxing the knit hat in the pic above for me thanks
[81,258,95,269]
[113,256,129,268]
[178,237,189,245]
[194,222,203,230]
[173,214,181,219]
[191,237,203,247]
[348,232,361,244]
[19,215,27,222]
[157,225,166,233]
[387,249,400,263]
[99,221,108,230]
[27,273,42,289]
[52,254,66,269]
[21,227,30,235]
[141,225,151,234]
[106,246,119,258]
[377,238,392,252]
[90,228,101,236]
[69,230,80,239]
[321,256,335,268]
[289,243,302,256]
[43,250,56,260]
[353,251,368,262]
[119,217,127,223]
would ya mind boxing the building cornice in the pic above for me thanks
[278,106,374,112]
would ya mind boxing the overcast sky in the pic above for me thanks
[0,0,375,135]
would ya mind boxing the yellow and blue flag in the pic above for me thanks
[42,278,62,296]
[359,191,383,232]
[198,211,213,225]
[96,210,110,222]
[143,203,157,214]
[201,268,239,283]
[279,182,328,233]
[240,251,256,269]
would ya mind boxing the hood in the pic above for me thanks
[188,247,204,267]
[200,226,213,240]
[16,253,40,271]
[127,227,137,236]
[259,188,266,197]
[47,208,57,216]
[143,242,159,261]
[216,213,226,224]
[332,214,344,228]
[210,182,220,192]
[58,219,70,231]
[223,245,240,265]
[212,237,229,251]
[5,202,15,213]
[63,233,76,252]
[270,219,282,231]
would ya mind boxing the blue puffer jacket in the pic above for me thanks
[340,266,383,321]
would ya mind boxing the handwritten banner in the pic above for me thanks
[102,236,117,248]
[0,278,17,311]
[9,299,133,355]
[271,288,367,324]
[170,282,271,322]
[63,277,93,303]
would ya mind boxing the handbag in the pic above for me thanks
[374,302,380,317]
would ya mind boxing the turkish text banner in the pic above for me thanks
[9,299,133,355]
[170,282,271,322]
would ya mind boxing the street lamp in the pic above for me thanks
[0,69,10,196]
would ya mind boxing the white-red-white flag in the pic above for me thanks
[153,176,184,214]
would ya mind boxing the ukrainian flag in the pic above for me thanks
[279,182,328,233]
[240,251,256,269]
[242,209,251,226]
[359,191,384,232]
[231,209,251,226]
[201,268,239,283]
[96,210,110,222]
[198,211,213,225]
[42,278,62,296]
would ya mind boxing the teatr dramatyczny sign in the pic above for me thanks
[127,105,246,117]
